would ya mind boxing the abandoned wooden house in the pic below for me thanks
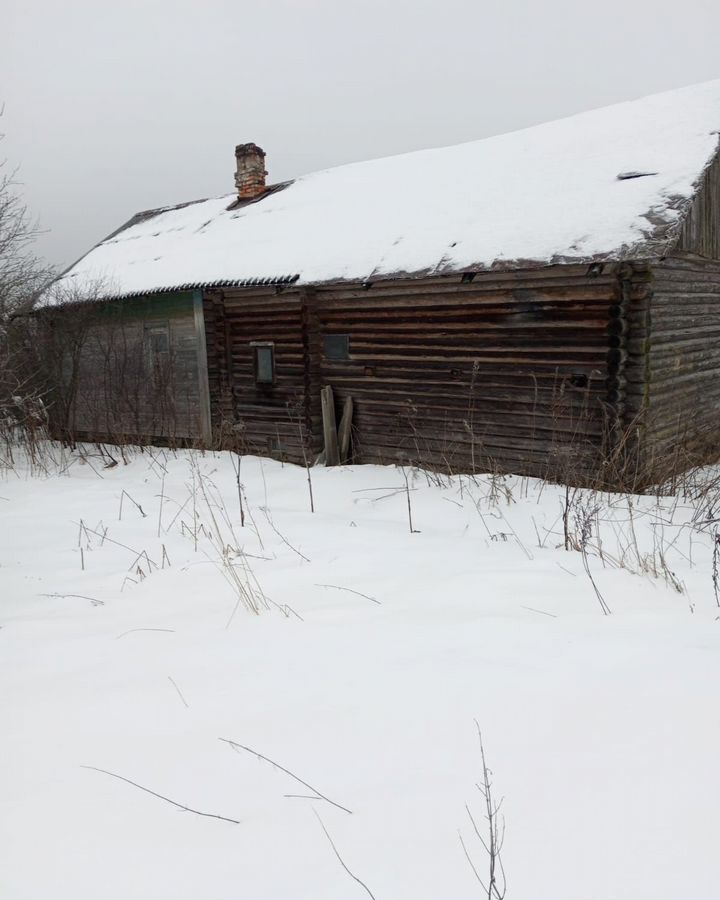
[38,79,720,486]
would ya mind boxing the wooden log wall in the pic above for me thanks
[628,254,720,480]
[675,149,720,261]
[203,286,318,461]
[311,266,619,480]
[611,262,653,484]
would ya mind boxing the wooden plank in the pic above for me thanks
[193,291,213,445]
[674,151,720,260]
[628,254,720,481]
[337,397,353,463]
[321,385,339,466]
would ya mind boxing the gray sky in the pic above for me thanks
[4,0,720,270]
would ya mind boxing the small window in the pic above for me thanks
[146,324,170,355]
[323,334,350,360]
[145,324,171,387]
[252,343,275,384]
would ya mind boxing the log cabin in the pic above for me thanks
[38,79,720,487]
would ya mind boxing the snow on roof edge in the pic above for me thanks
[43,78,720,306]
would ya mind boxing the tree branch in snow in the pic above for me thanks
[400,465,420,533]
[39,592,104,606]
[314,810,377,900]
[561,491,611,615]
[260,507,310,562]
[168,675,189,708]
[115,627,175,640]
[80,765,240,825]
[575,497,611,615]
[314,583,381,605]
[71,520,159,569]
[229,450,246,527]
[219,737,352,814]
[287,400,315,514]
[460,724,507,899]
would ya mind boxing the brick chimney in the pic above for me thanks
[234,142,267,200]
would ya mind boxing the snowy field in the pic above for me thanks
[2,446,720,899]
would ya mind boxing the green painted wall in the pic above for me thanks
[92,291,196,322]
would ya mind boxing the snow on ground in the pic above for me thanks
[2,446,720,899]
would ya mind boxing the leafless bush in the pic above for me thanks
[0,114,55,468]
[287,400,315,513]
[181,454,275,619]
[460,724,507,900]
[0,117,53,323]
[712,530,720,608]
[0,338,51,470]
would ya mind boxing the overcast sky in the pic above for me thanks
[4,0,720,270]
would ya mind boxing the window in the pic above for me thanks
[146,326,170,355]
[144,322,170,375]
[145,324,170,384]
[252,342,275,384]
[323,334,350,360]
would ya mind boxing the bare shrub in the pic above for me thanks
[181,453,275,619]
[460,724,507,900]
[0,114,54,468]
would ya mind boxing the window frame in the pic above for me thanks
[322,333,350,361]
[144,322,171,385]
[251,341,276,385]
[143,321,172,373]
[145,322,171,357]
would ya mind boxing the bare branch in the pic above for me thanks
[460,724,507,899]
[219,737,352,815]
[314,810,377,900]
[168,675,189,708]
[81,765,240,825]
[115,627,175,640]
[459,830,490,894]
[315,583,381,605]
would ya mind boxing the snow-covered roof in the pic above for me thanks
[47,80,720,303]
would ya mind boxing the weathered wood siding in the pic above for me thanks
[50,292,208,444]
[203,286,317,460]
[310,267,618,479]
[627,255,720,479]
[202,268,619,480]
[675,150,720,261]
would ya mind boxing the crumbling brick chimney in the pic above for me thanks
[234,143,267,200]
